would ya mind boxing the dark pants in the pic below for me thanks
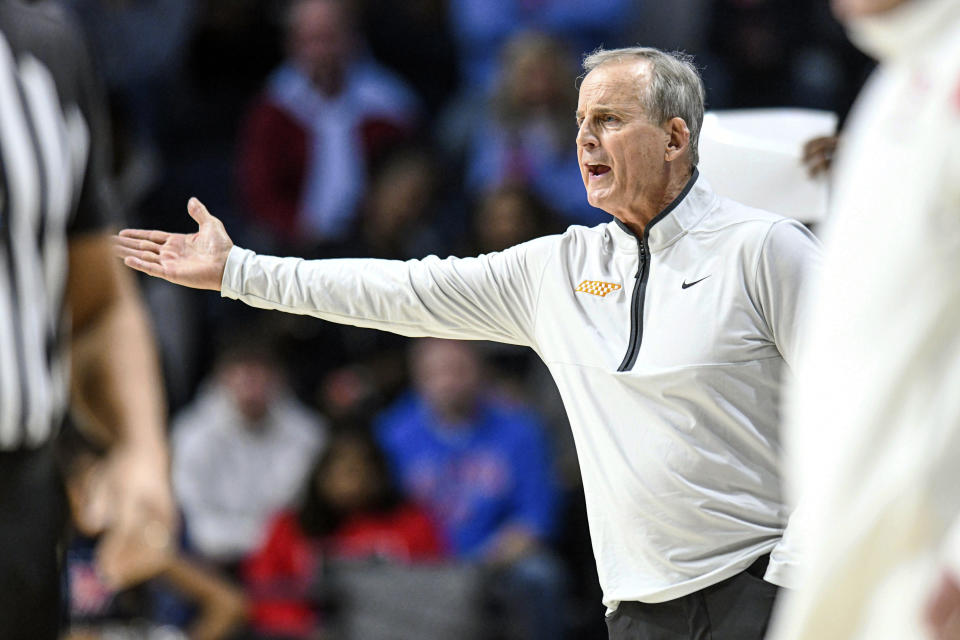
[606,555,779,640]
[0,445,67,640]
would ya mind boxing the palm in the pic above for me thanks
[115,198,233,291]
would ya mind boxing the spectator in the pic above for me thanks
[237,0,419,253]
[58,0,196,211]
[471,184,559,255]
[448,0,634,91]
[172,333,328,568]
[466,32,607,226]
[354,148,446,260]
[357,0,458,117]
[244,429,446,638]
[377,338,566,640]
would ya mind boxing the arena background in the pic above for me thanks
[55,1,874,638]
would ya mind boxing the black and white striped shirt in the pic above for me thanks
[0,1,114,450]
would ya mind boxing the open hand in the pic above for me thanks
[114,198,233,291]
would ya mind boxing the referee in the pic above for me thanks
[0,2,172,638]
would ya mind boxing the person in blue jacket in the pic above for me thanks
[377,338,565,640]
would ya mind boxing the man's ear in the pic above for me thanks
[665,117,691,162]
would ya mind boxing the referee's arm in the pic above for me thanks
[68,231,175,588]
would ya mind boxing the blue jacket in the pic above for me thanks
[376,393,559,558]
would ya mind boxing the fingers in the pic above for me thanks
[805,155,833,178]
[114,234,162,255]
[122,255,168,280]
[116,248,160,266]
[802,136,835,159]
[113,240,162,266]
[187,197,213,226]
[118,228,171,244]
[97,522,172,589]
[802,135,839,178]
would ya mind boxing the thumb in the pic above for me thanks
[186,197,213,226]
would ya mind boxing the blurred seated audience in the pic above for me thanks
[237,0,419,254]
[172,332,328,569]
[704,0,874,112]
[447,0,633,92]
[470,184,559,255]
[59,425,247,640]
[352,147,447,260]
[357,0,458,117]
[466,187,579,487]
[465,32,606,226]
[376,339,566,640]
[243,429,446,639]
[59,0,196,212]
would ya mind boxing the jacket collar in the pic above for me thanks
[610,168,717,253]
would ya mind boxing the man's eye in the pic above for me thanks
[602,115,618,123]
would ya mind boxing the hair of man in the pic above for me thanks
[581,46,705,167]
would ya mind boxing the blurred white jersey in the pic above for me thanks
[770,0,960,638]
[220,173,821,609]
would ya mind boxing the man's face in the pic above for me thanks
[832,0,910,19]
[411,340,482,421]
[289,0,352,88]
[576,61,671,219]
[220,359,279,424]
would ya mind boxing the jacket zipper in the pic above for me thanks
[614,168,700,373]
[617,233,649,372]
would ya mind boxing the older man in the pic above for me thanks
[769,0,960,639]
[115,47,819,639]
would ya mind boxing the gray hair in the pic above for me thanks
[582,47,705,167]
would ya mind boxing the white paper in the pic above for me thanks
[698,109,838,223]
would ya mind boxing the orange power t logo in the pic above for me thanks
[575,280,622,297]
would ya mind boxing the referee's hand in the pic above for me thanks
[95,446,177,589]
[114,198,233,291]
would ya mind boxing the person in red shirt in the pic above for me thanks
[243,429,446,638]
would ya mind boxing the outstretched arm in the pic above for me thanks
[114,198,234,291]
[116,198,556,348]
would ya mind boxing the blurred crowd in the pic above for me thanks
[53,0,874,638]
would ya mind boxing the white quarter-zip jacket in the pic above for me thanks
[221,171,820,608]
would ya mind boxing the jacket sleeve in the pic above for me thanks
[220,237,557,348]
[754,219,822,370]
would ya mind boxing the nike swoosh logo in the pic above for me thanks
[681,276,711,289]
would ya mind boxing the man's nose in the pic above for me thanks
[576,121,598,149]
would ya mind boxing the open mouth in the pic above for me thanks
[587,164,611,178]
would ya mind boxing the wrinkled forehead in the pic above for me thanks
[577,59,651,111]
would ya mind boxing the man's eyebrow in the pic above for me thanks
[594,104,634,114]
[576,104,633,121]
